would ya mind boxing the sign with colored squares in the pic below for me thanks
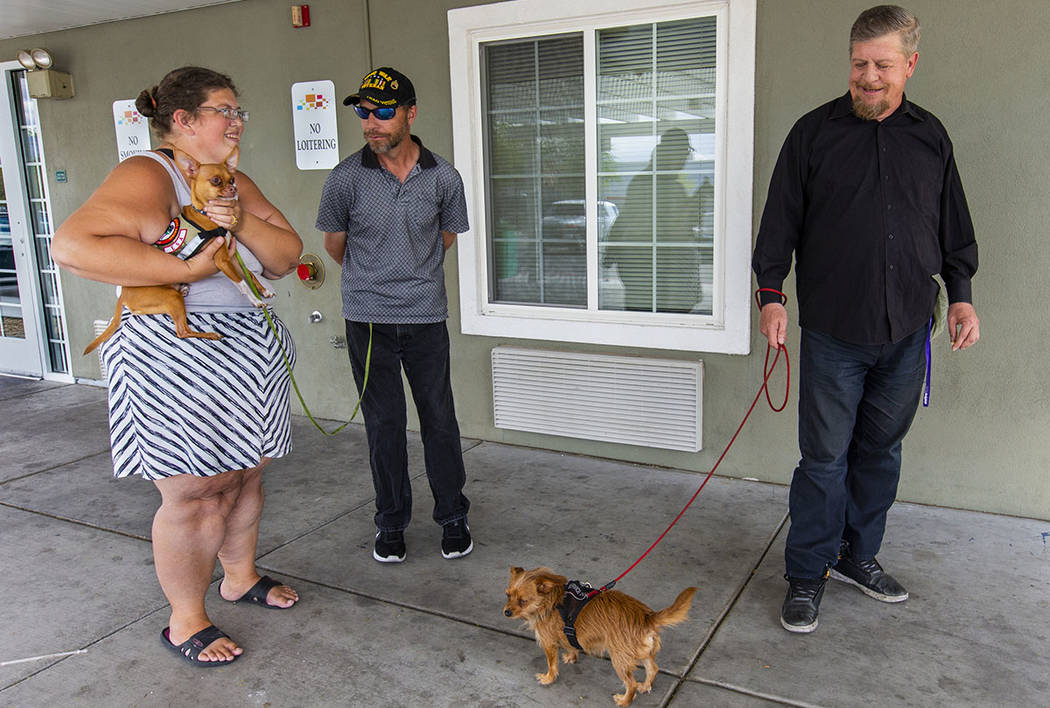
[112,99,151,161]
[297,93,330,111]
[115,109,142,125]
[291,80,339,170]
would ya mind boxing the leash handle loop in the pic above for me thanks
[923,317,932,407]
[754,287,788,309]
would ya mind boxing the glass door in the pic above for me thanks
[0,62,68,378]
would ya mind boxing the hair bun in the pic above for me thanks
[135,87,159,117]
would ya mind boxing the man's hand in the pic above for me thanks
[947,302,980,351]
[760,303,788,349]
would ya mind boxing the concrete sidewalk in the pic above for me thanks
[1,376,1047,707]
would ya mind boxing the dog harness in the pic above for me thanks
[559,579,597,650]
[154,210,226,261]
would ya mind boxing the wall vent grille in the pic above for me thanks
[491,346,702,452]
[92,319,110,379]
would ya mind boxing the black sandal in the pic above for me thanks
[161,625,239,667]
[224,575,293,609]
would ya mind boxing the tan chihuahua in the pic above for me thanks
[504,566,696,706]
[84,146,272,354]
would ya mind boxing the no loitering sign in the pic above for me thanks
[291,80,339,170]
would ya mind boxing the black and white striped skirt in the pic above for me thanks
[99,309,295,480]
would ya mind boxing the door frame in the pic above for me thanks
[0,60,70,381]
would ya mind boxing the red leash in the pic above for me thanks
[587,289,790,597]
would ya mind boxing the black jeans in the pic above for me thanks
[785,326,927,578]
[346,320,469,532]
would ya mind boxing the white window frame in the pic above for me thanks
[448,0,755,354]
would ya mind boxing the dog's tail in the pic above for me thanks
[651,587,697,628]
[83,298,124,355]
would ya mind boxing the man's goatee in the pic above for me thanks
[852,97,889,121]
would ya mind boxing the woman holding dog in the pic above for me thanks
[53,66,302,666]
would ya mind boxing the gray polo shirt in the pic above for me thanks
[315,135,469,324]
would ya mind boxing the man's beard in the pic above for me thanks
[367,127,407,154]
[852,95,889,121]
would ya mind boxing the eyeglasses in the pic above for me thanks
[353,105,398,121]
[198,105,249,122]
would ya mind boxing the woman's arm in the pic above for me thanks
[52,156,225,286]
[205,171,302,279]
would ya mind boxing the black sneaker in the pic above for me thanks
[441,520,473,559]
[373,530,406,563]
[780,575,827,633]
[830,547,908,603]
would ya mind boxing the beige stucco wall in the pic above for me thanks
[3,0,1047,520]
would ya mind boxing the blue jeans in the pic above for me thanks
[346,321,469,532]
[785,326,927,579]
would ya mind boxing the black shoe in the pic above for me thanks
[830,549,908,603]
[780,575,826,633]
[441,520,473,559]
[373,530,406,563]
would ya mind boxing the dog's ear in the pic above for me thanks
[536,578,561,596]
[224,145,239,173]
[509,567,525,581]
[172,149,200,180]
[534,570,566,596]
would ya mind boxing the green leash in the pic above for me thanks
[235,250,370,436]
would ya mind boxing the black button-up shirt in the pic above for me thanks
[753,92,978,345]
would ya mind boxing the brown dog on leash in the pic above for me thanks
[84,147,272,354]
[504,566,696,706]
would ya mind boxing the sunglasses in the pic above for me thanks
[198,105,249,122]
[353,105,398,120]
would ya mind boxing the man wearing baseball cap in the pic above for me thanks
[317,67,473,564]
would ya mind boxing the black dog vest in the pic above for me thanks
[559,579,597,650]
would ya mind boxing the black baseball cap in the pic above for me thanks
[343,67,416,107]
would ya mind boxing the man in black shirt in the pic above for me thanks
[752,5,980,633]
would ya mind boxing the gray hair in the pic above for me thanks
[850,5,921,57]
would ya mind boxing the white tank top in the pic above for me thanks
[137,150,273,312]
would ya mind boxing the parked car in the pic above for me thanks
[540,199,619,241]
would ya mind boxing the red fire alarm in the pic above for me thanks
[291,4,311,28]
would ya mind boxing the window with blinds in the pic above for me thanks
[483,18,715,315]
[597,19,716,316]
[484,34,586,307]
[450,0,756,353]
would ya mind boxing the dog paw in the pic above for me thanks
[535,672,557,686]
[176,283,190,296]
[561,651,578,664]
[614,693,633,707]
[236,281,271,306]
[253,287,275,303]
